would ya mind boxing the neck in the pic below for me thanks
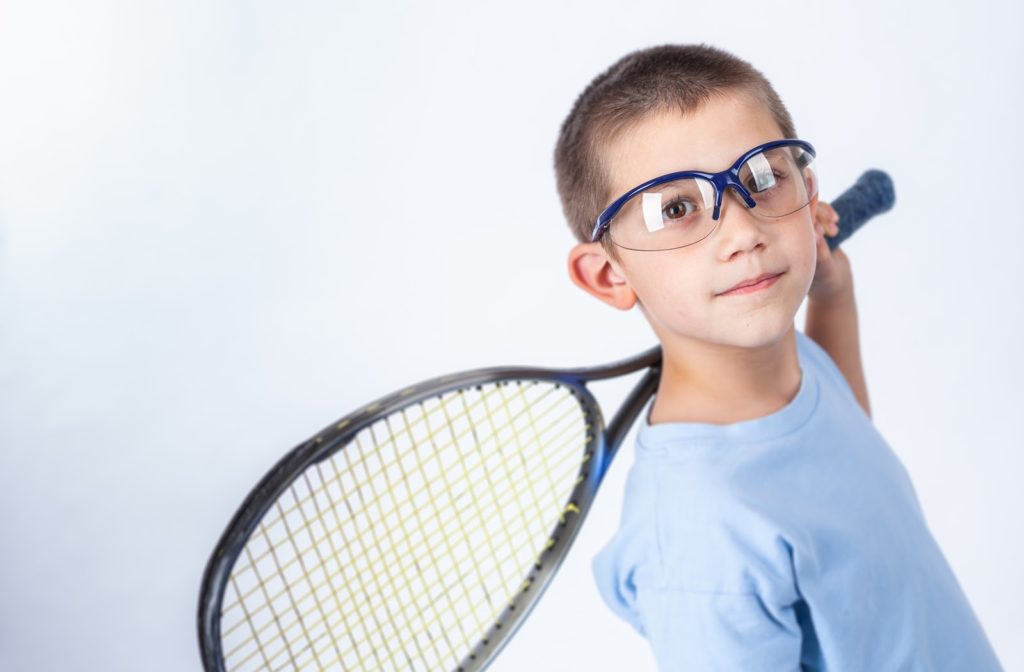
[649,324,801,426]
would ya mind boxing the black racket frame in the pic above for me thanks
[198,345,662,672]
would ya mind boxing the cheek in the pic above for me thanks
[791,222,819,284]
[631,259,705,312]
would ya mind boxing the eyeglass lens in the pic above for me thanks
[608,145,818,251]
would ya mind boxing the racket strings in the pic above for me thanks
[242,430,589,672]
[226,383,562,585]
[226,399,593,672]
[307,421,589,669]
[226,383,593,672]
[220,412,588,666]
[222,381,575,617]
[220,380,592,671]
[223,423,589,672]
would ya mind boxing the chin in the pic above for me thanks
[723,319,795,349]
[660,316,797,355]
[713,297,800,349]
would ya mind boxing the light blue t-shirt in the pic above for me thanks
[592,329,1002,670]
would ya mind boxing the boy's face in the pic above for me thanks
[577,91,819,353]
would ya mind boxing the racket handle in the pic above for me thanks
[827,169,895,250]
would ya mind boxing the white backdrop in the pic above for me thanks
[1,1,1021,669]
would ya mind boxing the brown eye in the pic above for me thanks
[663,198,695,220]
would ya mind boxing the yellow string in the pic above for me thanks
[224,382,560,587]
[222,382,573,617]
[224,426,589,671]
[219,380,590,671]
[221,409,587,669]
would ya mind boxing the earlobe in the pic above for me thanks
[566,242,638,311]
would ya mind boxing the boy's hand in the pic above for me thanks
[808,201,853,303]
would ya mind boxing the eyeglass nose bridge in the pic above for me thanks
[710,172,757,220]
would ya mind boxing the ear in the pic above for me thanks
[566,241,638,311]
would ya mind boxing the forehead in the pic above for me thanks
[600,92,786,199]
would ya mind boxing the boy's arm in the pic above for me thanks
[805,285,872,418]
[806,202,872,419]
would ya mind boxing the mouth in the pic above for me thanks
[717,271,784,296]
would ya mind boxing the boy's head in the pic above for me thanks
[554,44,821,353]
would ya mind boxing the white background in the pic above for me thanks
[1,1,1021,669]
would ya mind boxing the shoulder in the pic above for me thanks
[591,460,662,636]
[651,464,801,606]
[593,459,661,572]
[593,453,801,638]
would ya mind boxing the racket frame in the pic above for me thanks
[198,345,662,671]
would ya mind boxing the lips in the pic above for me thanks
[719,271,783,295]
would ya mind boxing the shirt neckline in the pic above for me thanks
[637,341,820,450]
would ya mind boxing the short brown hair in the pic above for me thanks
[553,43,798,261]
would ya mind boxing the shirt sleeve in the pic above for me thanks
[643,460,805,670]
[591,462,661,638]
[636,585,803,671]
[593,455,806,670]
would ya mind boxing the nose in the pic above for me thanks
[710,184,768,252]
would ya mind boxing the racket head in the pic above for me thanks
[197,361,628,672]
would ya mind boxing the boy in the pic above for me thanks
[555,44,1002,670]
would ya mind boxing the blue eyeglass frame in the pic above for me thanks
[589,138,816,244]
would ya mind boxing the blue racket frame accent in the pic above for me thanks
[590,138,817,243]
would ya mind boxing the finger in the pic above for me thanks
[814,202,831,228]
[815,201,840,236]
[815,222,832,259]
